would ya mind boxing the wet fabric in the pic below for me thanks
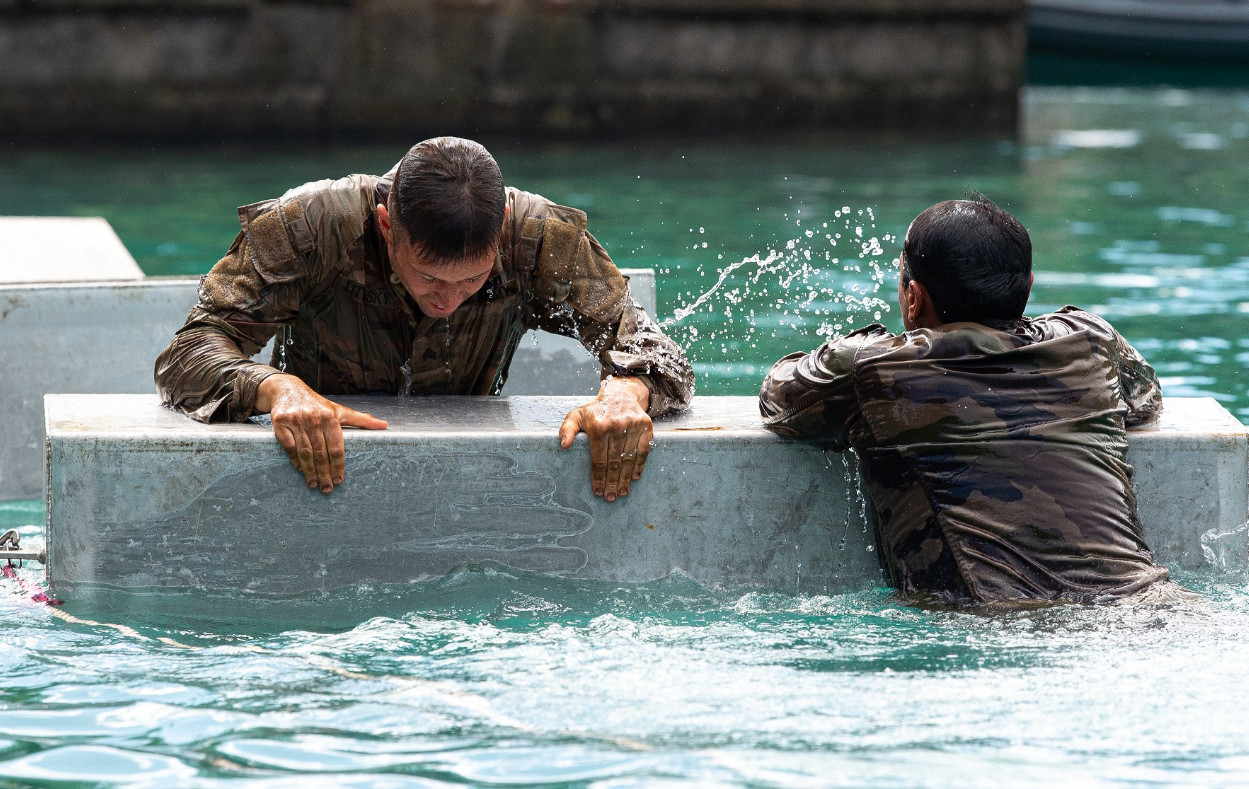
[156,167,693,423]
[759,307,1169,604]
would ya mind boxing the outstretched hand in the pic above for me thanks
[256,373,389,494]
[558,376,653,502]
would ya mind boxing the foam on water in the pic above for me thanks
[4,535,1249,787]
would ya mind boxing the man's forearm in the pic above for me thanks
[155,312,281,423]
[600,303,694,418]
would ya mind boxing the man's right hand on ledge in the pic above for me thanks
[255,373,389,495]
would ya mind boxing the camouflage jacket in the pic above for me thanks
[759,307,1168,604]
[156,169,693,423]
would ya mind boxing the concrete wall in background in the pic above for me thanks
[0,0,1025,141]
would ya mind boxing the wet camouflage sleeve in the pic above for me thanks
[524,211,693,418]
[757,325,889,448]
[157,185,694,423]
[1043,306,1163,425]
[758,308,1169,604]
[1089,310,1162,426]
[154,203,310,423]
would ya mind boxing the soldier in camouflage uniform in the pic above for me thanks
[759,198,1170,604]
[157,137,693,498]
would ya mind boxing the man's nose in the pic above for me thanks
[436,286,465,310]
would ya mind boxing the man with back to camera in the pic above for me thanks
[156,137,693,499]
[758,197,1176,605]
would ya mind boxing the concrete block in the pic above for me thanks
[44,395,1247,601]
[0,279,200,499]
[45,394,879,598]
[1126,398,1249,569]
[0,270,656,499]
[0,217,143,283]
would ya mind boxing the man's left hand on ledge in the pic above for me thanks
[256,373,390,495]
[559,376,654,503]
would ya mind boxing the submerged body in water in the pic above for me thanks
[762,200,1173,605]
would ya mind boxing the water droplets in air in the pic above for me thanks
[276,325,293,372]
[662,206,896,385]
[443,320,454,391]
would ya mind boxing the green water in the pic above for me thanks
[3,86,1249,786]
[3,502,1249,787]
[3,87,1247,421]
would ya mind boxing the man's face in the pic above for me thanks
[389,242,496,318]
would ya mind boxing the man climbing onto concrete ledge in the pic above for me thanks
[156,137,693,498]
[759,197,1176,605]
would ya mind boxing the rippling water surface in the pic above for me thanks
[3,86,1249,786]
[4,495,1249,787]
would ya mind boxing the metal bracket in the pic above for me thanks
[0,529,46,564]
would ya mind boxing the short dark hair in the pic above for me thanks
[389,137,506,263]
[901,197,1032,323]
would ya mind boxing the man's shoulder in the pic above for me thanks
[257,173,381,267]
[502,187,597,277]
[506,187,588,230]
[281,174,380,228]
[1029,306,1120,342]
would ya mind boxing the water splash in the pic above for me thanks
[276,325,293,372]
[838,453,853,551]
[1200,520,1249,572]
[444,320,453,391]
[398,359,412,397]
[669,252,777,324]
[661,207,896,384]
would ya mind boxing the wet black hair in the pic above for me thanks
[900,196,1032,323]
[389,137,506,264]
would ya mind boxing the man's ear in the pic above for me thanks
[376,203,392,245]
[901,278,923,326]
[903,278,940,330]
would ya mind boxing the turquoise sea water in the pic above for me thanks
[3,85,1249,786]
[4,498,1249,787]
[2,87,1247,421]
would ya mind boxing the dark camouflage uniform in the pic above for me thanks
[156,167,693,423]
[759,307,1169,604]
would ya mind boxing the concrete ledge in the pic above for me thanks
[1125,398,1249,567]
[0,270,656,499]
[44,394,1248,599]
[0,217,142,283]
[0,279,199,499]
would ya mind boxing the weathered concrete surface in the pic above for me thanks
[45,394,1249,599]
[1,280,200,500]
[0,0,1024,140]
[1125,397,1249,568]
[0,270,656,499]
[0,217,143,282]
